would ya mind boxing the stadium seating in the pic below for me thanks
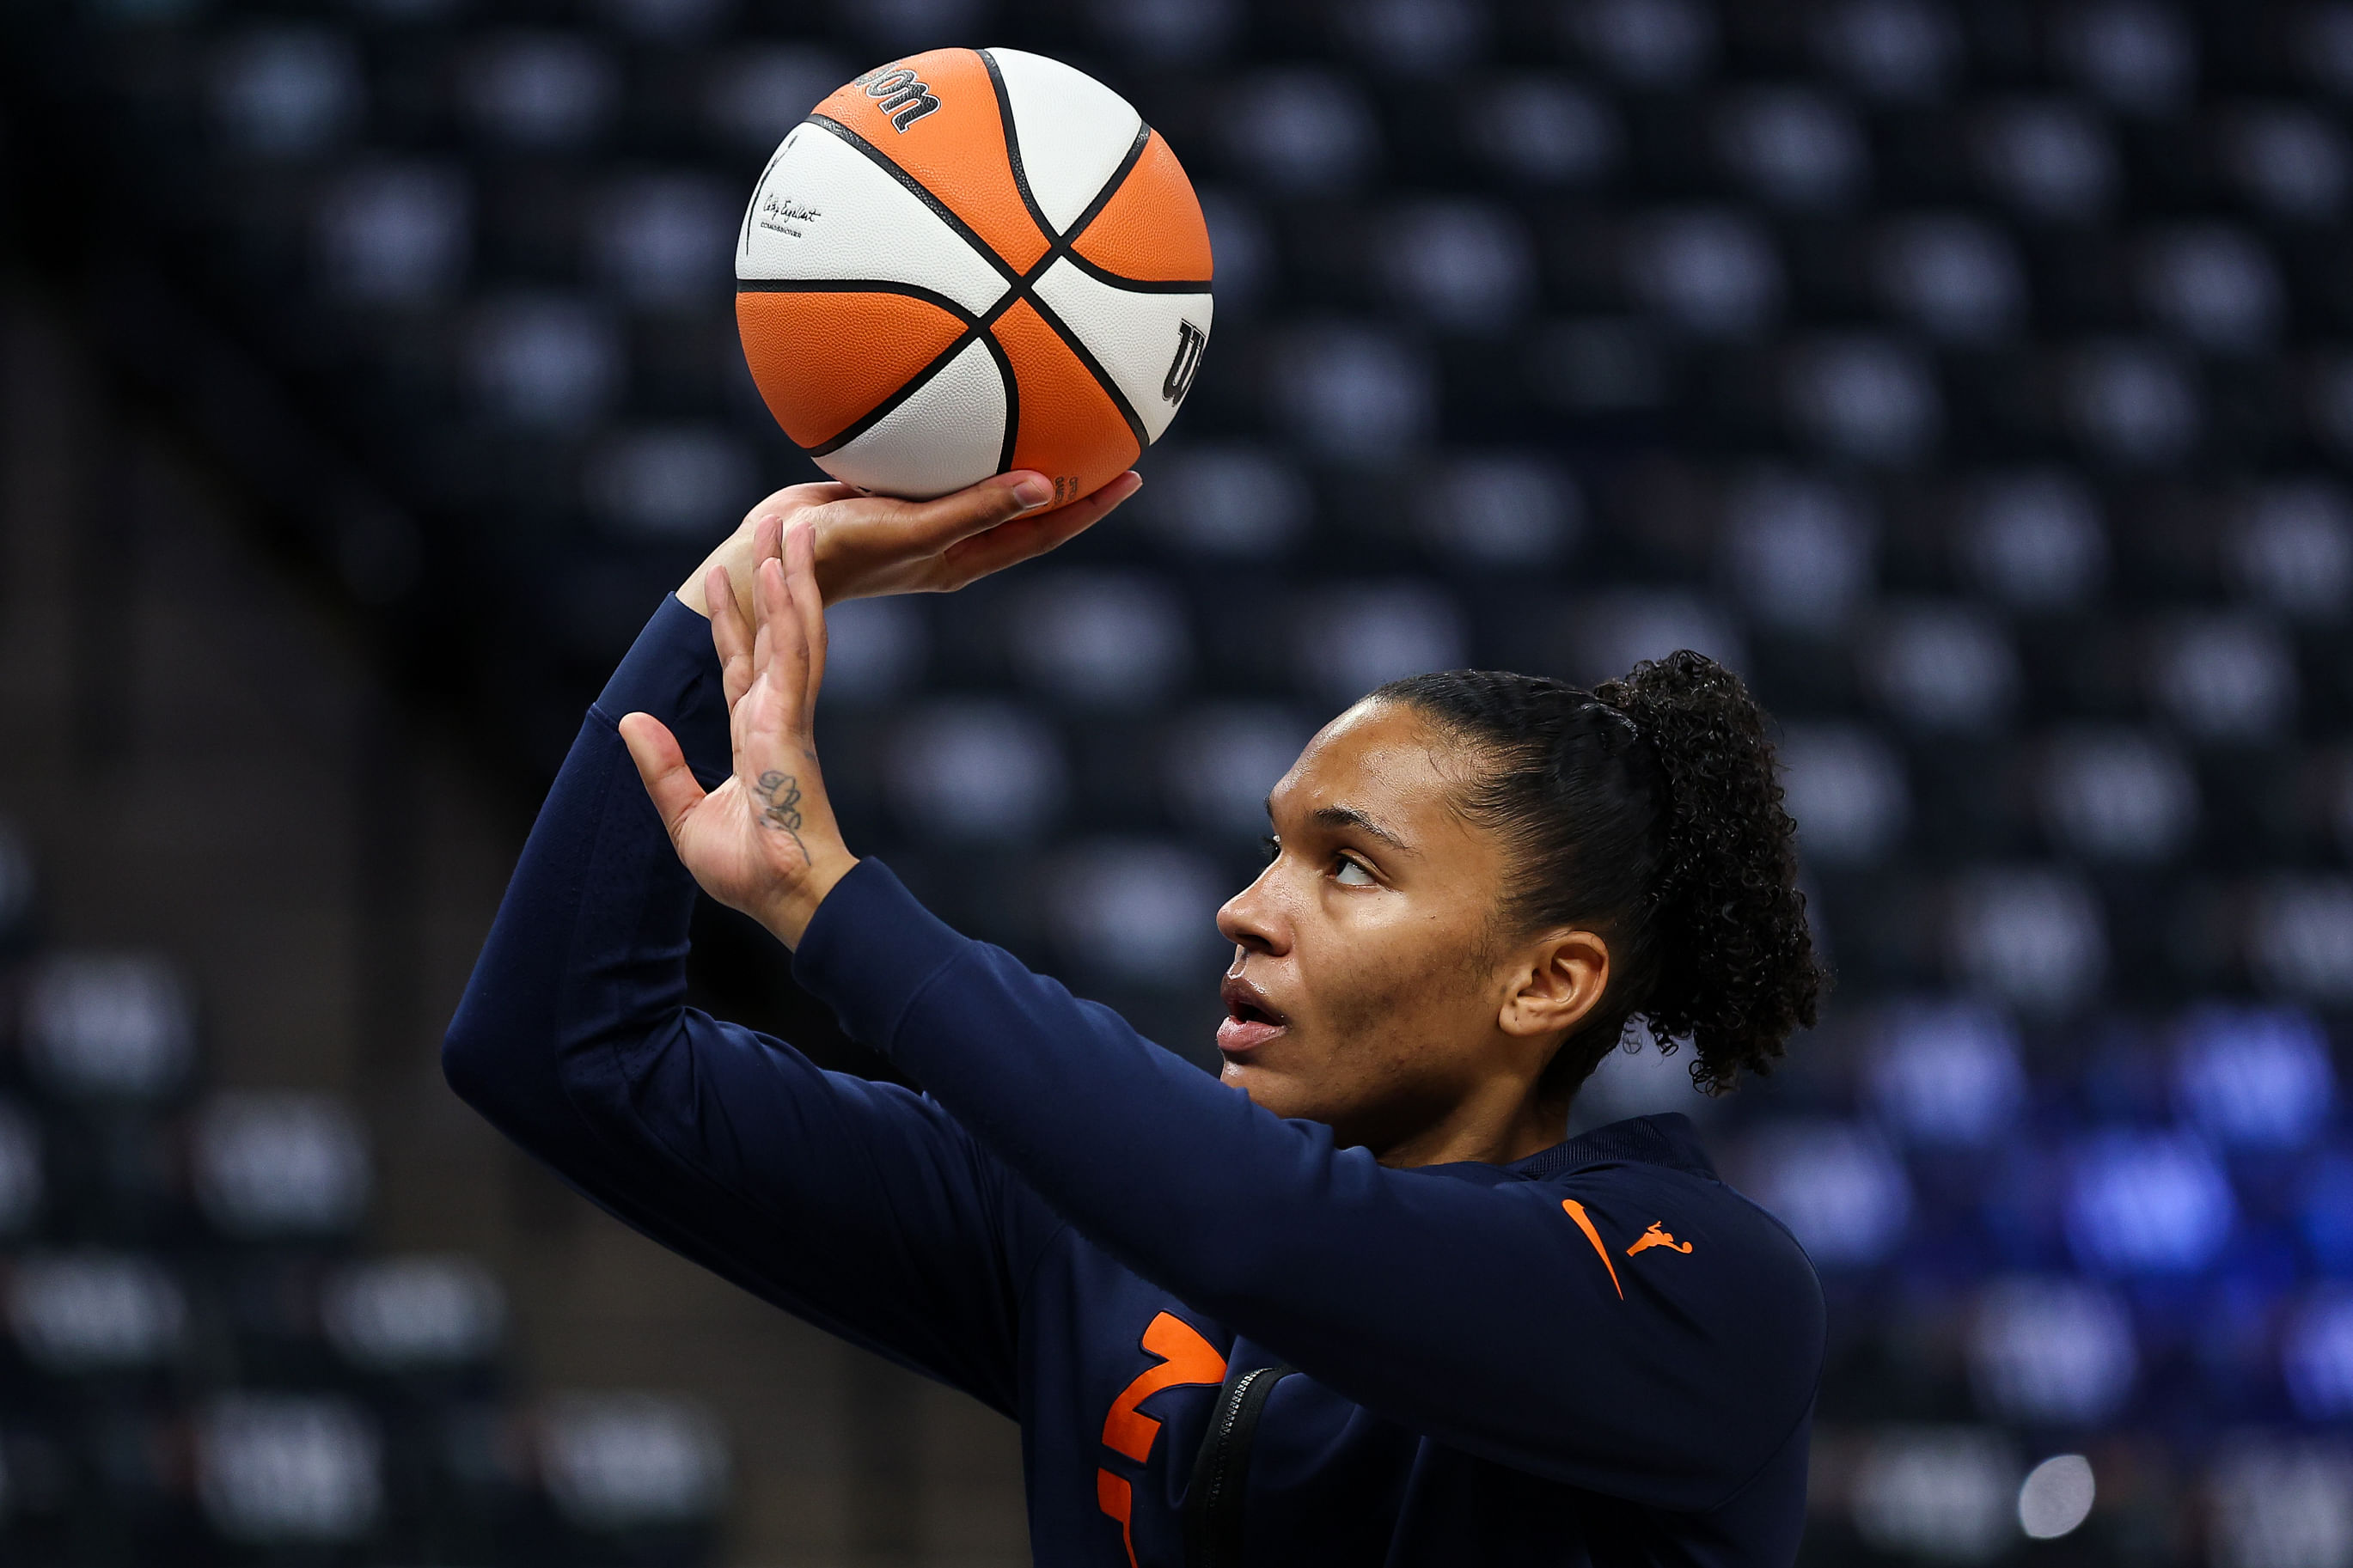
[6,0,2353,1562]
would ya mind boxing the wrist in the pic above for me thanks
[758,850,861,949]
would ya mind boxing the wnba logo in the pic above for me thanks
[1163,320,1206,404]
[856,64,941,131]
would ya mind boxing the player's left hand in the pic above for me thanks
[621,518,857,949]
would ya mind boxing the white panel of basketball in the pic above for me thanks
[821,339,1006,499]
[736,123,1011,318]
[986,48,1145,235]
[1030,260,1213,443]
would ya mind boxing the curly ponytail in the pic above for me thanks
[1375,651,1825,1100]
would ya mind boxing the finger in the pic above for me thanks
[838,469,1057,553]
[784,518,828,716]
[708,564,755,705]
[754,553,809,746]
[618,712,706,843]
[941,469,1141,585]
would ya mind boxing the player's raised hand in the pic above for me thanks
[680,468,1142,623]
[622,518,858,949]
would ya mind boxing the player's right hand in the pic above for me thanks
[678,468,1142,622]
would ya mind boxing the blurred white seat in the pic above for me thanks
[1865,602,2019,732]
[1779,723,1909,863]
[198,1394,382,1543]
[2068,340,2200,465]
[2151,613,2297,741]
[1967,1275,2137,1424]
[193,1091,371,1239]
[1269,322,1436,460]
[210,27,361,157]
[2038,727,2197,863]
[1415,453,1579,568]
[22,952,195,1102]
[462,31,616,149]
[468,294,622,431]
[1384,200,1537,330]
[585,425,753,539]
[1160,703,1317,842]
[2232,482,2353,622]
[8,1252,186,1372]
[2055,2,2196,114]
[1867,1000,2026,1146]
[1965,471,2107,609]
[1469,76,1622,186]
[1792,335,1940,463]
[540,1392,730,1531]
[704,45,848,151]
[1008,570,1192,709]
[1225,69,1380,192]
[1631,208,1783,336]
[2139,225,2282,351]
[1813,0,1960,101]
[887,702,1066,842]
[1949,868,2106,1011]
[596,173,736,308]
[2065,1129,2236,1274]
[1977,99,2118,220]
[1292,582,1467,705]
[1849,1427,2020,1564]
[1877,213,2026,344]
[315,162,472,305]
[2247,877,2353,1005]
[1722,469,1876,631]
[1047,839,1228,984]
[2173,1004,2335,1151]
[1138,442,1311,559]
[1571,0,1718,88]
[1717,85,1867,209]
[2225,105,2350,222]
[324,1255,508,1370]
[1735,1119,1913,1269]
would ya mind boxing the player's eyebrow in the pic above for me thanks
[1310,804,1416,856]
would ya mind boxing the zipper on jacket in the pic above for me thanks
[1184,1362,1296,1568]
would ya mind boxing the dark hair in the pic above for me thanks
[1374,651,1825,1101]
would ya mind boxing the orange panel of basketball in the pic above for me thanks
[736,290,969,449]
[735,46,1213,503]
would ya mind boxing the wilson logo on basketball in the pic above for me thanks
[855,64,942,132]
[1163,320,1206,404]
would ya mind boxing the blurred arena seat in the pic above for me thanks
[8,0,2353,1558]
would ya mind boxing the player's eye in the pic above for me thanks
[1260,834,1280,863]
[1334,856,1377,888]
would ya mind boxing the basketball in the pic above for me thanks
[734,48,1213,506]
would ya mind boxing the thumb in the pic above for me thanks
[618,712,706,841]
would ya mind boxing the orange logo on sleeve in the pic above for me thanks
[1559,1199,1624,1300]
[1096,1311,1229,1568]
[1627,1221,1694,1256]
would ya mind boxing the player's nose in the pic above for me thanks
[1216,864,1289,957]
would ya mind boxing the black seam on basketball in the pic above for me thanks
[977,49,1057,245]
[806,113,1024,287]
[1061,120,1154,249]
[1058,251,1214,295]
[979,329,1021,474]
[1024,292,1151,452]
[807,328,982,456]
[735,278,982,328]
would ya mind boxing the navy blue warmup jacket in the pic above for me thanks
[442,595,1826,1568]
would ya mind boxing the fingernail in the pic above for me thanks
[1010,473,1054,509]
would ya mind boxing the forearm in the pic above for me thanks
[443,595,730,1150]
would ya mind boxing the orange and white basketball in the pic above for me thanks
[734,48,1213,505]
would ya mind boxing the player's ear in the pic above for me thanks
[1499,929,1609,1040]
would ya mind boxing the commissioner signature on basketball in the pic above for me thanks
[758,196,822,238]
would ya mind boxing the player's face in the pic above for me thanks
[1213,699,1536,1155]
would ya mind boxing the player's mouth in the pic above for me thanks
[1218,974,1289,1059]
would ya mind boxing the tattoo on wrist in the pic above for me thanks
[755,771,808,857]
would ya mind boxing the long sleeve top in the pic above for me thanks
[442,595,1826,1568]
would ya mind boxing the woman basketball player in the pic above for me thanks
[444,467,1829,1568]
